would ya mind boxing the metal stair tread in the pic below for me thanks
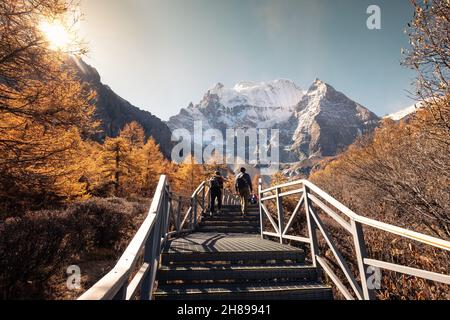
[159,263,312,272]
[165,232,304,254]
[155,282,332,295]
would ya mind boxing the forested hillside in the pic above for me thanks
[0,0,217,299]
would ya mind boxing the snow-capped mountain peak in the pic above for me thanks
[168,78,380,164]
[305,78,333,96]
[204,79,305,109]
[291,80,379,159]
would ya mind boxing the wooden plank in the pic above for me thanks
[302,180,359,220]
[282,234,311,244]
[179,207,192,230]
[303,180,450,252]
[261,180,303,194]
[192,181,206,196]
[316,256,355,300]
[276,188,285,243]
[309,205,364,300]
[260,202,279,234]
[278,188,303,198]
[364,259,450,285]
[263,231,280,238]
[282,195,304,236]
[307,193,352,233]
[354,215,450,252]
[115,177,166,270]
[305,185,319,268]
[78,176,167,300]
[258,178,264,239]
[260,194,279,201]
[126,263,150,300]
[351,220,375,300]
[78,267,130,300]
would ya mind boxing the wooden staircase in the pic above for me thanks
[78,176,450,301]
[154,205,333,300]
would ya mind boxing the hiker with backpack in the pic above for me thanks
[235,167,253,215]
[209,171,224,215]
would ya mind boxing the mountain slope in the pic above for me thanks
[74,59,173,158]
[290,79,380,159]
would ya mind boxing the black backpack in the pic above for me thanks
[210,176,222,190]
[236,173,249,191]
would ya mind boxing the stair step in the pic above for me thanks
[208,210,259,215]
[202,214,259,221]
[202,217,259,221]
[221,205,258,209]
[157,263,318,283]
[203,215,259,220]
[198,226,259,233]
[155,282,333,300]
[162,250,305,264]
[200,221,260,227]
[213,206,259,212]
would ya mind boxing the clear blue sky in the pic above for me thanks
[80,0,416,120]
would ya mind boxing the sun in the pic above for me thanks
[39,20,71,51]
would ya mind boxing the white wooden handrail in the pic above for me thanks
[78,175,239,300]
[259,178,450,300]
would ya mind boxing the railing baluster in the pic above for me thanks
[304,185,319,268]
[149,203,163,300]
[189,197,194,230]
[351,219,375,300]
[140,225,156,300]
[176,196,182,233]
[164,190,171,243]
[193,193,198,228]
[202,186,205,214]
[258,178,264,239]
[276,187,284,244]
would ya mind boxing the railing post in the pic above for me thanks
[304,185,319,268]
[189,197,194,230]
[140,225,156,300]
[276,187,285,244]
[176,196,182,233]
[202,186,205,214]
[258,178,264,239]
[113,283,127,300]
[150,208,163,300]
[164,188,171,243]
[351,219,375,300]
[193,194,198,229]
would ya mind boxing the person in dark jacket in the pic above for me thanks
[235,167,252,215]
[209,171,224,215]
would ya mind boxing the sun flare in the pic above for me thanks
[39,20,71,51]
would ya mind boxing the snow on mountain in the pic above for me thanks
[168,78,380,164]
[385,103,422,121]
[290,79,379,160]
[168,79,305,132]
[205,79,305,109]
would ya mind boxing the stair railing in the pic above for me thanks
[78,176,239,300]
[258,178,450,300]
